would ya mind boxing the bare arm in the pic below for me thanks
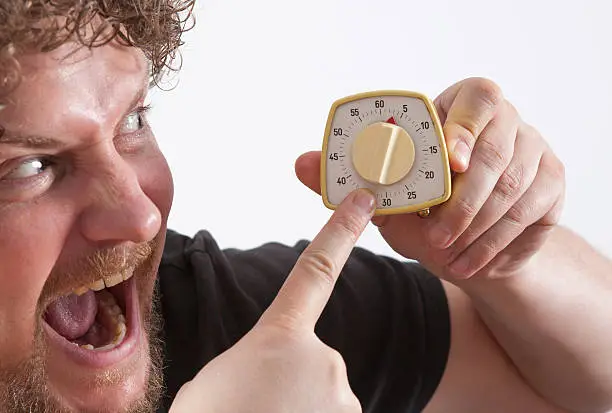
[459,226,612,413]
[424,279,567,413]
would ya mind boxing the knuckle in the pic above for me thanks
[519,121,541,141]
[326,350,350,387]
[495,164,525,200]
[505,202,531,227]
[546,198,565,226]
[446,122,477,146]
[329,213,363,243]
[328,348,348,376]
[454,195,478,221]
[299,249,337,286]
[547,158,566,181]
[476,137,509,174]
[439,245,462,267]
[504,100,520,121]
[264,310,305,334]
[468,77,504,109]
[470,241,498,269]
[341,395,363,413]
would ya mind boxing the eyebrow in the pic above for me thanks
[0,75,150,150]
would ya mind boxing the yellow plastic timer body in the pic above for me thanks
[321,90,452,216]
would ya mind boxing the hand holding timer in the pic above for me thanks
[321,90,452,217]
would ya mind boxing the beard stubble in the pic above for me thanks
[0,237,167,413]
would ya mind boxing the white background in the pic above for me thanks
[149,0,612,260]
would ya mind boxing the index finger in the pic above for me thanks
[436,78,504,172]
[259,189,376,332]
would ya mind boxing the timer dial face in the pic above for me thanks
[321,90,452,215]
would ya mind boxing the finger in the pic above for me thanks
[437,78,504,172]
[478,196,564,275]
[260,188,376,331]
[295,150,322,194]
[427,100,518,249]
[443,122,545,255]
[446,150,565,278]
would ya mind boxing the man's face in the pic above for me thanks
[0,40,174,412]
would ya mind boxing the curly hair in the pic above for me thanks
[0,0,196,103]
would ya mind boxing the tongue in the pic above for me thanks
[45,290,98,340]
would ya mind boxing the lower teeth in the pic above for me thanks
[76,290,127,351]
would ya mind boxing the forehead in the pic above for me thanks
[0,41,148,138]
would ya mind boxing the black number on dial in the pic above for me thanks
[428,146,438,154]
[329,153,339,161]
[407,191,417,199]
[337,177,347,185]
[333,128,343,136]
[421,121,430,129]
[425,171,435,179]
[375,100,385,109]
[382,198,392,207]
[350,108,360,116]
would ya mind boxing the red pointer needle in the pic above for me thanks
[385,116,397,125]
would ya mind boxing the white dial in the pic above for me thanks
[322,91,451,215]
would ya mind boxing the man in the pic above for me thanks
[0,2,610,413]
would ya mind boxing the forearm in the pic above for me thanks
[461,225,612,413]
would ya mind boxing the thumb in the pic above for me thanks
[295,151,322,195]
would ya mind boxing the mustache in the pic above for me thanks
[41,239,157,304]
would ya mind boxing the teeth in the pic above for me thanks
[93,314,127,352]
[70,270,133,296]
[109,305,122,316]
[88,279,105,291]
[75,289,129,352]
[103,274,123,288]
[73,286,89,296]
[123,270,134,281]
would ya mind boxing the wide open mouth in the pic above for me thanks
[43,272,135,352]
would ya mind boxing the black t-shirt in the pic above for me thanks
[156,229,450,413]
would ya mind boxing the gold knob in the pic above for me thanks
[352,121,415,185]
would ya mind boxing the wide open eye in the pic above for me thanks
[4,158,52,180]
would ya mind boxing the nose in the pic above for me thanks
[78,158,162,245]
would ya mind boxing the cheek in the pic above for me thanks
[0,203,70,366]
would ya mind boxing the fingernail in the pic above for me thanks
[452,140,471,168]
[352,189,376,214]
[429,223,451,248]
